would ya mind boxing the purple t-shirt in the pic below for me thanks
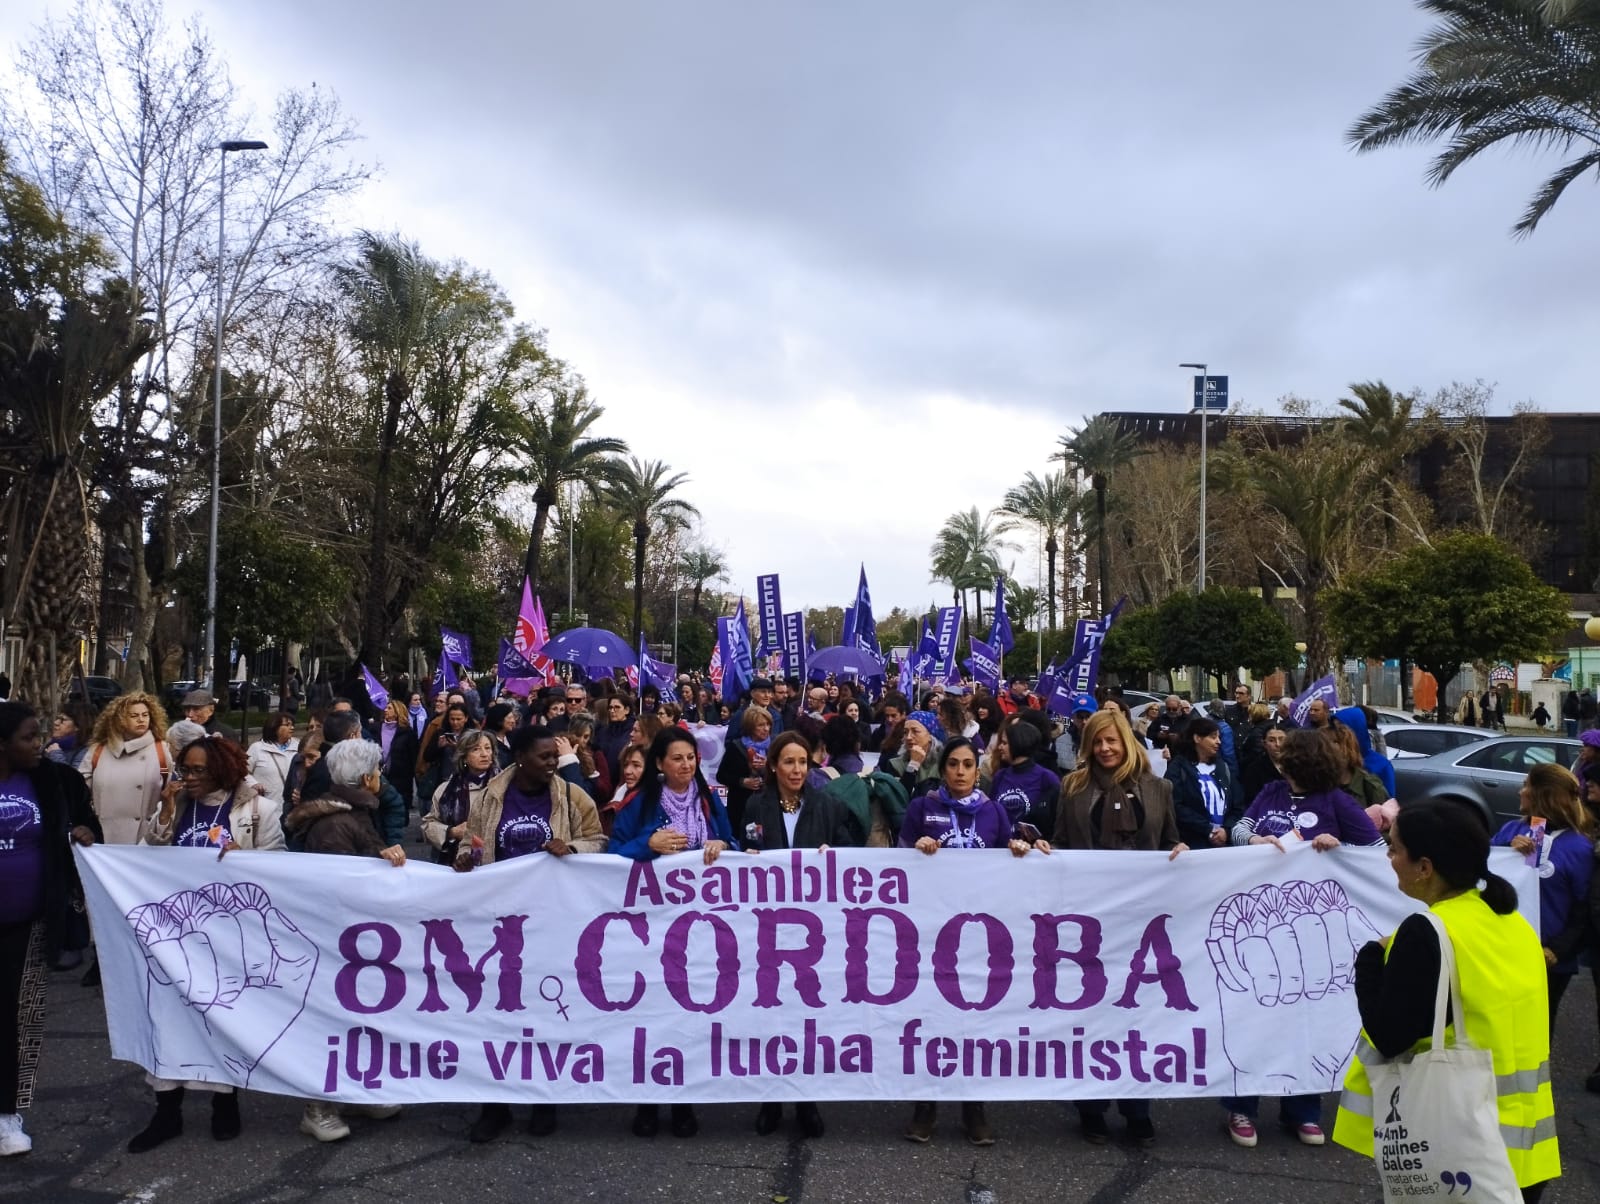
[496,784,554,860]
[899,793,1014,849]
[992,762,1060,823]
[174,797,233,849]
[1233,783,1383,846]
[0,773,44,925]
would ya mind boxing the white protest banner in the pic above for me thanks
[74,844,1536,1106]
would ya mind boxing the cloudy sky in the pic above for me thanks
[4,0,1598,616]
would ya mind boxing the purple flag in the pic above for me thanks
[718,599,754,704]
[755,574,784,659]
[989,577,1015,654]
[1064,597,1126,697]
[637,635,678,694]
[968,635,1001,694]
[1291,674,1338,726]
[358,663,389,711]
[439,626,474,670]
[781,611,806,682]
[429,653,458,698]
[498,637,539,679]
[932,606,962,679]
[850,565,879,654]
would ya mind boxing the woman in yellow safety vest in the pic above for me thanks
[1332,801,1560,1201]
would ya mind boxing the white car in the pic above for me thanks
[1368,706,1420,725]
[1378,723,1489,761]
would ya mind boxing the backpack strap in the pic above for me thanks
[92,744,102,773]
[820,766,840,780]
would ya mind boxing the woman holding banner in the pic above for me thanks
[744,731,862,1139]
[129,734,284,1153]
[1049,709,1188,1147]
[900,736,1039,1146]
[0,702,100,1158]
[421,730,498,866]
[609,726,736,1139]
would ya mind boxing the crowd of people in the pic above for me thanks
[1,660,1590,1199]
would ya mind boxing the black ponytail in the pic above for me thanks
[1479,870,1518,917]
[1392,801,1519,915]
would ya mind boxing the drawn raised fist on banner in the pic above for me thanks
[1206,879,1383,1093]
[126,882,318,1086]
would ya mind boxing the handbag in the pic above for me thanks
[1365,911,1520,1203]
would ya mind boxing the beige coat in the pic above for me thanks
[423,766,605,863]
[246,740,296,803]
[146,785,286,851]
[81,731,170,846]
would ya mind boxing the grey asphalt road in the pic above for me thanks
[5,967,1598,1204]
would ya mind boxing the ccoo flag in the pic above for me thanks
[968,636,1002,694]
[755,574,784,660]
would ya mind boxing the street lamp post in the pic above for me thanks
[203,138,267,691]
[1179,362,1210,592]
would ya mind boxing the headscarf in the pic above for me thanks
[409,701,429,740]
[442,764,493,828]
[909,710,946,743]
[930,784,991,847]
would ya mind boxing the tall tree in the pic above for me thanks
[603,457,700,647]
[680,544,729,617]
[929,506,1013,627]
[995,469,1075,631]
[336,232,491,667]
[0,144,154,703]
[1055,415,1143,616]
[1348,0,1600,236]
[518,377,626,593]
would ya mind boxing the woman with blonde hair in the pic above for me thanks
[1492,762,1595,1032]
[1046,708,1186,1147]
[81,693,171,847]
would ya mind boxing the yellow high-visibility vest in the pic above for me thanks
[1332,889,1559,1189]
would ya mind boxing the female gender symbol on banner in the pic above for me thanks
[540,974,570,1020]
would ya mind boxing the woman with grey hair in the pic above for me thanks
[422,729,497,865]
[282,734,403,1143]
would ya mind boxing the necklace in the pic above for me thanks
[779,794,802,814]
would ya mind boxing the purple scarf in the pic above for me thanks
[659,781,709,849]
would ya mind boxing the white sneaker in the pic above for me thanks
[299,1103,350,1143]
[0,1113,31,1157]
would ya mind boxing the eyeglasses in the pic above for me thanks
[175,765,211,778]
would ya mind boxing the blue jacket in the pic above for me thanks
[607,779,738,860]
[1335,707,1395,797]
[1491,820,1595,973]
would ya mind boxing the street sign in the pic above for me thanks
[1191,375,1228,411]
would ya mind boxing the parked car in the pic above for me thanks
[1117,689,1164,714]
[1379,723,1489,761]
[1391,736,1581,828]
[228,677,275,711]
[164,680,198,713]
[68,675,124,709]
[1368,706,1419,725]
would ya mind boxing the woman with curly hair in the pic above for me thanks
[129,733,284,1154]
[81,692,171,847]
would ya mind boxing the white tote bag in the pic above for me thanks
[1366,911,1520,1203]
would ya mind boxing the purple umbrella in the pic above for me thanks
[806,645,887,681]
[539,626,633,669]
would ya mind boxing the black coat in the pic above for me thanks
[25,759,102,956]
[743,785,862,850]
[383,724,418,802]
[1165,754,1245,849]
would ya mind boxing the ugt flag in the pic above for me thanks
[358,664,388,711]
[990,577,1015,654]
[439,626,474,670]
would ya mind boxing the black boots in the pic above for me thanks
[211,1091,241,1141]
[127,1088,184,1153]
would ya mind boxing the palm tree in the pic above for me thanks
[1055,415,1144,616]
[519,378,627,593]
[680,544,728,616]
[603,456,700,647]
[1348,0,1600,236]
[337,232,486,666]
[996,469,1076,632]
[929,507,1014,627]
